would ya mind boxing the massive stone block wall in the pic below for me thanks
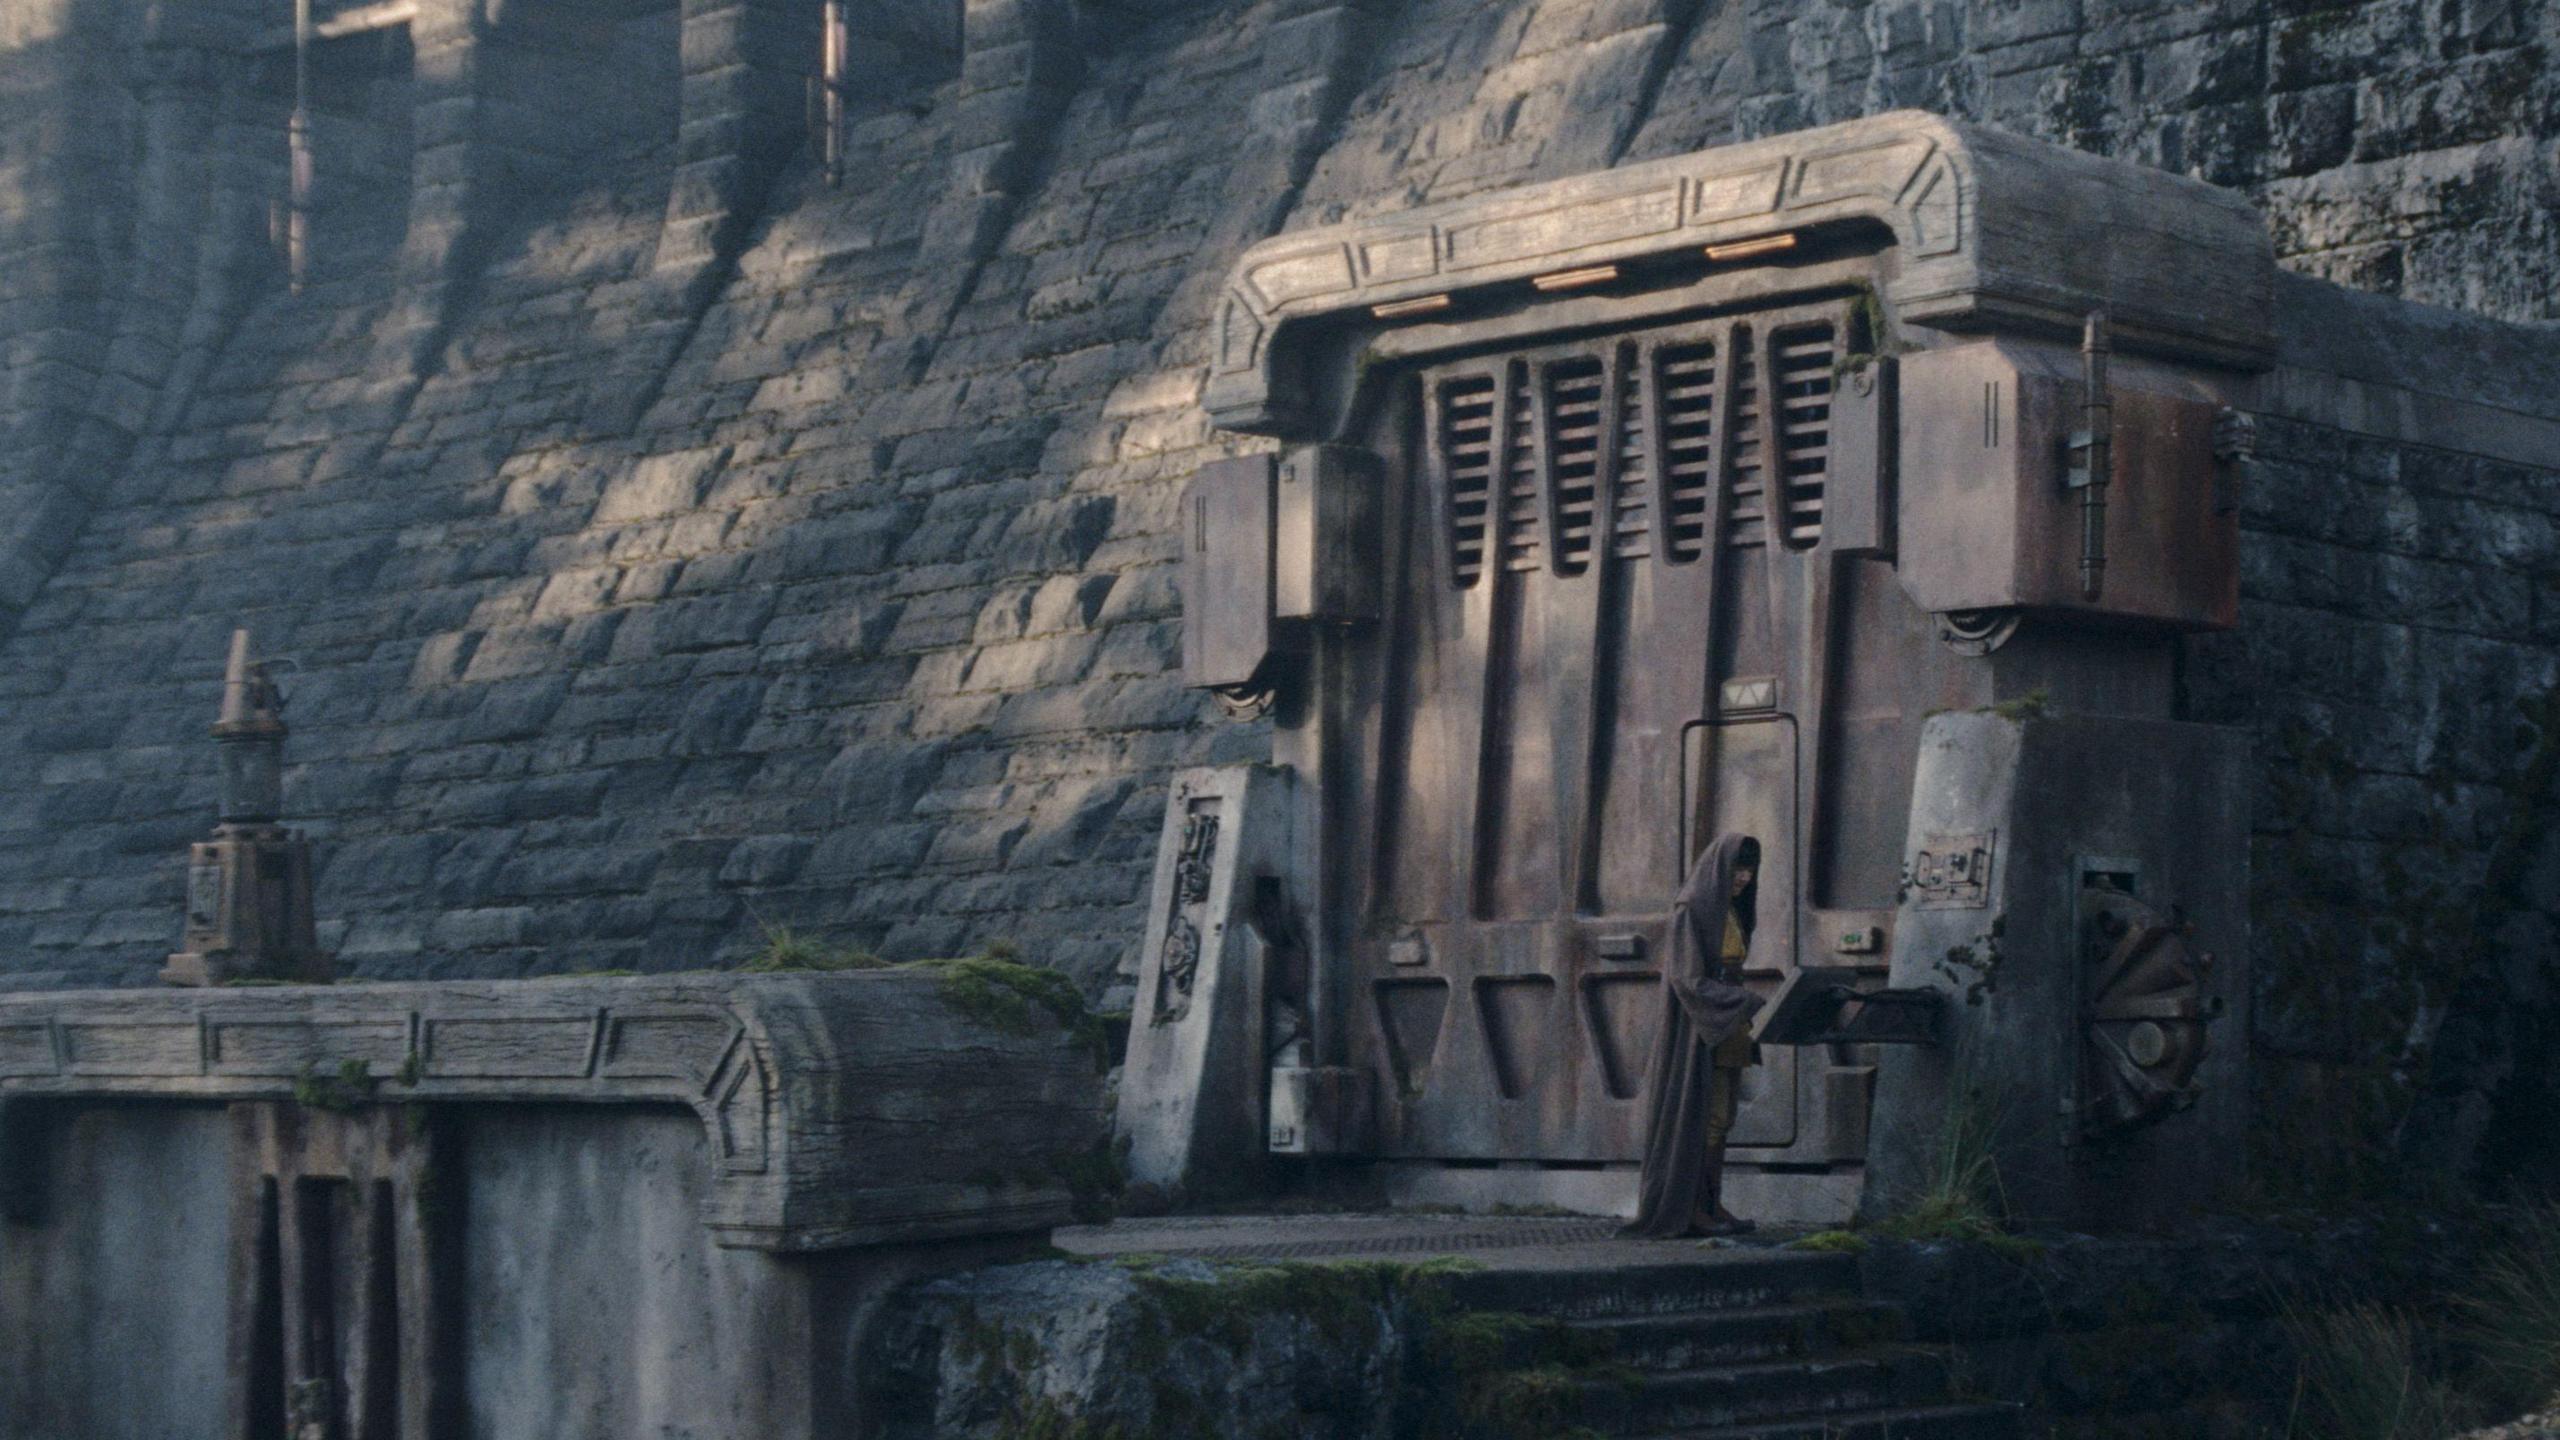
[0,0,2553,1062]
[2186,333,2560,1193]
[1629,0,2560,318]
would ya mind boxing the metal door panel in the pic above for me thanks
[1349,304,1859,1164]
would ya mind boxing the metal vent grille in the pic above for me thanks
[1771,322,1836,550]
[1656,339,1718,561]
[1424,302,1848,581]
[1722,327,1768,549]
[1500,363,1540,572]
[1609,346,1650,560]
[1542,357,1605,575]
[1439,373,1497,587]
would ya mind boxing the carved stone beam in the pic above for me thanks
[1205,109,2276,439]
[0,971,1101,1251]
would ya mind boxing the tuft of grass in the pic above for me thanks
[2460,1205,2560,1413]
[1875,1053,2023,1251]
[740,923,886,973]
[1788,1229,1869,1254]
[2282,1300,2478,1440]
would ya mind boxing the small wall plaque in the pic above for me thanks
[1911,831,1995,910]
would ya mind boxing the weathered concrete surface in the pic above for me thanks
[455,1107,836,1438]
[0,1104,232,1440]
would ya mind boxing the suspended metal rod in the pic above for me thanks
[2063,310,2111,600]
[287,0,313,293]
[813,0,846,188]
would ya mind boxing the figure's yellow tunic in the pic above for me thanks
[1704,913,1753,1143]
[1713,914,1756,1068]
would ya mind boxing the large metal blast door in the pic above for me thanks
[1351,305,1853,1162]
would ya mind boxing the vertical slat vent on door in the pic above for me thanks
[1501,362,1542,572]
[1438,373,1497,587]
[1655,338,1718,562]
[1610,344,1650,560]
[1723,326,1767,549]
[1542,357,1604,575]
[1772,322,1836,550]
[1427,305,1843,577]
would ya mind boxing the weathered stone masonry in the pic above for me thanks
[0,1,2554,1180]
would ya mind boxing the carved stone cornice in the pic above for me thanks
[0,971,1101,1251]
[1205,110,2276,436]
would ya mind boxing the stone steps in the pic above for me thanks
[1633,1400,2030,1439]
[1572,1299,1910,1369]
[1573,1349,1948,1433]
[1440,1251,2020,1439]
[1447,1252,1862,1320]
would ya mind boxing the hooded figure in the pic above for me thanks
[1622,833,1765,1238]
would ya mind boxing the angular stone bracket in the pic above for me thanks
[1206,110,2276,436]
[0,971,1101,1251]
[1117,764,1306,1202]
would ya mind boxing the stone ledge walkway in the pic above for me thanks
[1056,1211,1810,1270]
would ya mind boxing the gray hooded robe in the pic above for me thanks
[1622,832,1765,1238]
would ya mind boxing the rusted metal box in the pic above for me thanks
[1895,339,2238,630]
[1183,455,1279,690]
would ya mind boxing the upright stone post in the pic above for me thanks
[163,629,327,986]
[660,0,819,274]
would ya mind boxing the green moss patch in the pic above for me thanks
[292,1058,375,1113]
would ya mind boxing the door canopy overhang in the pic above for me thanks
[1207,110,2277,438]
